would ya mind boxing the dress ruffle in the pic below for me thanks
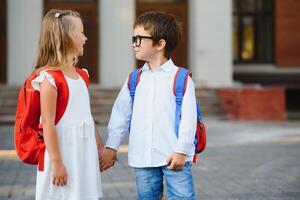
[31,70,57,91]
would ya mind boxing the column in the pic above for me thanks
[188,0,233,88]
[99,0,135,87]
[8,0,43,85]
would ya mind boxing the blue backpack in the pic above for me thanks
[127,67,207,161]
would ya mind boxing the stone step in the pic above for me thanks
[0,96,218,108]
[0,86,225,125]
[0,111,226,126]
[0,101,223,114]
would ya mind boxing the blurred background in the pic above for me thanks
[0,0,300,123]
[1,1,300,199]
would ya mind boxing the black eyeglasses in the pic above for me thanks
[132,35,154,47]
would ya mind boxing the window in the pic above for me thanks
[233,0,274,63]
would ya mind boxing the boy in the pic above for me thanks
[101,11,197,199]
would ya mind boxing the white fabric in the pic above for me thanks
[33,71,102,200]
[106,59,197,168]
[31,71,57,91]
[82,68,89,77]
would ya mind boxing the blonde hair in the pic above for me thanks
[35,9,81,69]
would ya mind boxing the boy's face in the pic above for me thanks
[132,26,158,62]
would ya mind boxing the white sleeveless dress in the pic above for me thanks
[32,70,102,200]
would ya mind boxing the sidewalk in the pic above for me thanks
[1,119,300,200]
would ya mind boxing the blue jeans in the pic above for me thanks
[133,162,195,200]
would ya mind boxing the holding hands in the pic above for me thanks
[99,147,117,172]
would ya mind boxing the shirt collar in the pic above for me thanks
[141,59,174,73]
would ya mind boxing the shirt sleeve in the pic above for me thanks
[105,78,132,151]
[175,76,197,156]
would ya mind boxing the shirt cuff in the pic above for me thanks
[175,140,195,156]
[105,135,122,151]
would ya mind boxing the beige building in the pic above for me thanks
[1,0,300,118]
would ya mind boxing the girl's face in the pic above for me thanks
[71,17,87,56]
[132,26,157,62]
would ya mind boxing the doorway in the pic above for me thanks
[44,0,99,83]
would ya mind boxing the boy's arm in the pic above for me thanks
[175,76,197,156]
[167,76,197,170]
[100,78,132,171]
[105,78,132,150]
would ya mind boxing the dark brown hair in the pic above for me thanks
[134,11,181,59]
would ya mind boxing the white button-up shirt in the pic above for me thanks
[106,59,197,167]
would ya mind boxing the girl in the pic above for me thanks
[32,9,103,200]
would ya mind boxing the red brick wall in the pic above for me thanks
[275,0,300,67]
[218,88,286,121]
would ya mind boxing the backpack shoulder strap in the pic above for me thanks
[75,67,89,87]
[46,70,69,125]
[127,68,142,132]
[127,68,142,102]
[174,67,192,137]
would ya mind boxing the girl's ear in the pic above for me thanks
[156,39,166,51]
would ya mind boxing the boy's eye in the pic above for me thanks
[132,36,140,43]
[132,35,153,47]
[132,36,141,46]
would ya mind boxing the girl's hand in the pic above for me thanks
[166,152,186,171]
[51,160,68,186]
[100,147,117,172]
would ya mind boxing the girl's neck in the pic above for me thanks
[147,56,168,71]
[60,55,77,70]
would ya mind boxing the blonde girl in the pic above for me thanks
[32,9,103,200]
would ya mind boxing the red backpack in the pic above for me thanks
[128,67,207,162]
[14,67,89,171]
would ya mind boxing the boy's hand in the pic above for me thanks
[166,152,186,171]
[100,147,117,172]
[51,160,68,186]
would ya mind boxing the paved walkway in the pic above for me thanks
[1,119,300,199]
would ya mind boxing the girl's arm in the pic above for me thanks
[94,125,104,153]
[40,79,68,186]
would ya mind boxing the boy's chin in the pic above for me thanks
[135,56,146,61]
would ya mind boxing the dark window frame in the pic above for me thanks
[233,0,274,64]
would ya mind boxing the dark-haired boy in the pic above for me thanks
[101,11,197,199]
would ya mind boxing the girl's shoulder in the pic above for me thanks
[33,66,61,76]
[31,66,64,91]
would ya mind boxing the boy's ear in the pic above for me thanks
[156,39,166,51]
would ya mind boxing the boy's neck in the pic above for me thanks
[147,56,169,71]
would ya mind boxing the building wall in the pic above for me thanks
[99,0,135,87]
[6,0,233,88]
[8,0,43,85]
[189,0,233,88]
[275,0,300,67]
